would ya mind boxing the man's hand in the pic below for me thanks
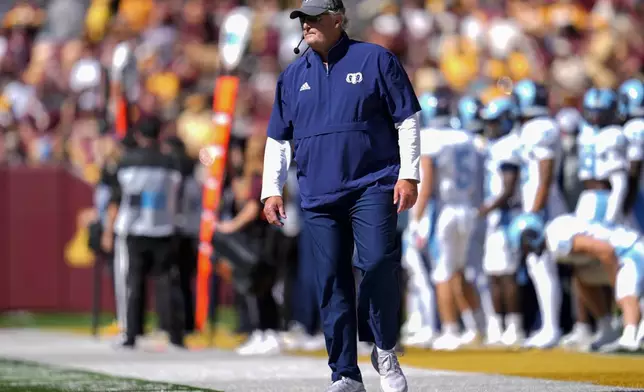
[101,230,114,253]
[264,196,286,226]
[394,179,418,213]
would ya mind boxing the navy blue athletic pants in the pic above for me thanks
[301,189,402,383]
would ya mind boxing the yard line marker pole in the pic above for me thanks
[195,7,253,339]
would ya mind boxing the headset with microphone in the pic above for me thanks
[293,36,310,55]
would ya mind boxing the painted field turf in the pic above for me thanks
[0,359,220,392]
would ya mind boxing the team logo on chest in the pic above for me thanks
[346,72,363,84]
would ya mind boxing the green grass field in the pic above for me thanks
[0,359,221,392]
[0,309,237,333]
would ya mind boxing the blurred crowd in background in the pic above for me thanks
[2,0,644,353]
[0,0,643,179]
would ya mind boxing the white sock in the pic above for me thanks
[527,252,562,333]
[444,323,459,335]
[505,313,523,330]
[461,309,477,333]
[622,324,637,341]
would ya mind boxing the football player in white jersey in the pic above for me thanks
[563,88,629,350]
[454,95,496,335]
[618,79,644,229]
[478,97,525,346]
[507,213,644,351]
[412,88,486,351]
[511,80,565,348]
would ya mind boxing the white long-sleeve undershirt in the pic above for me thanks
[260,138,292,202]
[397,112,421,182]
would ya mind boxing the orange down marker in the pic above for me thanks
[194,75,240,332]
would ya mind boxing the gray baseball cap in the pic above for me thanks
[289,0,345,19]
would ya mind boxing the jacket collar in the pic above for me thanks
[308,32,350,65]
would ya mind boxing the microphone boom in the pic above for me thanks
[293,36,305,54]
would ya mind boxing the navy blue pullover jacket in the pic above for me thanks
[266,33,421,208]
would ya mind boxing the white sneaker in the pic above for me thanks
[402,327,436,348]
[524,328,561,349]
[164,342,188,353]
[280,324,307,351]
[326,377,366,392]
[301,332,327,352]
[501,325,525,347]
[371,346,408,392]
[431,332,462,351]
[617,333,640,352]
[598,333,641,353]
[235,330,265,355]
[560,324,593,351]
[460,330,482,347]
[402,312,423,337]
[253,329,281,355]
[485,318,503,346]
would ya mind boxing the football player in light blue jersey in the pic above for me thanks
[507,213,644,352]
[618,79,644,227]
[564,88,628,350]
[511,80,564,348]
[478,97,525,346]
[412,89,488,351]
[577,88,629,224]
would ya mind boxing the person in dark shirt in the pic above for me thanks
[162,136,201,333]
[102,117,185,350]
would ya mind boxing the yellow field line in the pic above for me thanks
[396,347,644,388]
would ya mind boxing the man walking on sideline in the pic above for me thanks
[261,1,421,391]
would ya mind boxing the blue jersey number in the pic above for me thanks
[453,146,475,189]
